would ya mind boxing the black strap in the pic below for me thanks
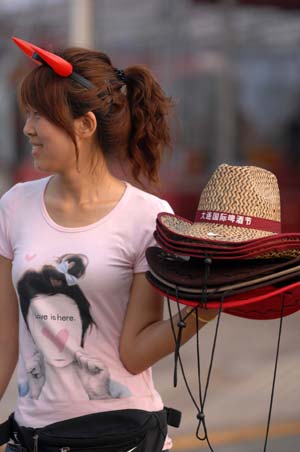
[165,406,182,428]
[167,256,224,452]
[0,418,11,446]
[263,294,285,452]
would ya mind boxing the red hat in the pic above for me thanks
[146,271,300,320]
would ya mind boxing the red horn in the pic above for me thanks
[12,36,73,77]
[12,36,36,59]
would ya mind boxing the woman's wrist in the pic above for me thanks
[185,306,219,323]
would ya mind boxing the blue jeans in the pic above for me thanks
[5,446,25,452]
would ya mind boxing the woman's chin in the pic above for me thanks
[33,161,54,173]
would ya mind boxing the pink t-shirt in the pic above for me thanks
[0,176,173,448]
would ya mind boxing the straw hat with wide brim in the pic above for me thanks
[160,164,282,243]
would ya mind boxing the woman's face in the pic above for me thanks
[27,294,83,367]
[23,109,77,173]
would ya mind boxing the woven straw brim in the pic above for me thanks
[155,229,300,257]
[257,249,300,259]
[155,230,300,260]
[160,213,277,243]
[156,219,300,250]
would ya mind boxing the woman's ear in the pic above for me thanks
[75,112,97,139]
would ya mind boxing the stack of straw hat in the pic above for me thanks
[146,164,300,320]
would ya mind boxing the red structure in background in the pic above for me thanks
[272,165,300,233]
[14,158,47,184]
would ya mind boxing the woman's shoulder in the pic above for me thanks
[1,176,49,201]
[126,182,174,215]
[0,177,50,215]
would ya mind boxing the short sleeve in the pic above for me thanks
[133,199,174,273]
[0,185,20,260]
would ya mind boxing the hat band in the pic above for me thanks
[195,210,281,233]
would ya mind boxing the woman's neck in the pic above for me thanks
[48,166,124,207]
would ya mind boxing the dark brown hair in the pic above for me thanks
[19,47,173,185]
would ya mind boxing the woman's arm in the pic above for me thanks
[119,272,218,374]
[0,255,19,399]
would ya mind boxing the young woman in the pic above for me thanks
[0,37,218,451]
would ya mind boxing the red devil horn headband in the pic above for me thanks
[12,36,95,90]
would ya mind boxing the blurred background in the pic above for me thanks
[0,0,300,451]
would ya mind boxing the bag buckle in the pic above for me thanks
[13,432,19,443]
[33,434,39,452]
[165,406,182,428]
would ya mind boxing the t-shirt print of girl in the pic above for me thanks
[17,253,131,400]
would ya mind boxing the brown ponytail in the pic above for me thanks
[125,65,173,185]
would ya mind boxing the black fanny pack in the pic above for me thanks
[0,407,181,452]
